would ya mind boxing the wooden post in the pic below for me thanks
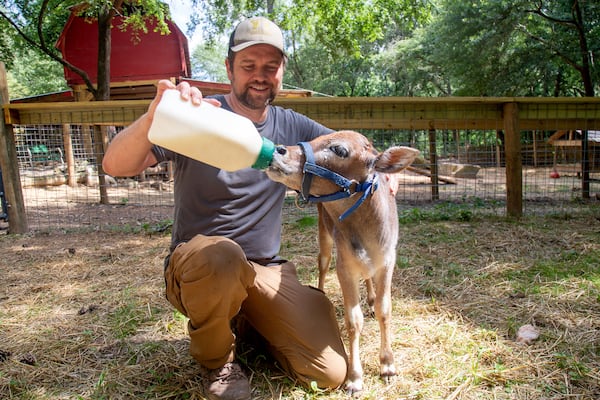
[167,161,174,181]
[0,62,28,233]
[428,128,439,201]
[62,124,76,187]
[532,131,538,167]
[454,130,460,162]
[495,131,502,168]
[93,125,109,204]
[503,102,522,218]
[581,130,590,199]
[82,125,94,158]
[72,90,95,161]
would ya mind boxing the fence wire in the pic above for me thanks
[5,107,600,232]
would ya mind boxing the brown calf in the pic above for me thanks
[266,130,419,394]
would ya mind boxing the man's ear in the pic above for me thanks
[225,57,233,81]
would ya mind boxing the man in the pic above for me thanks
[103,16,348,400]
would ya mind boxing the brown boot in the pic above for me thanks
[203,362,251,400]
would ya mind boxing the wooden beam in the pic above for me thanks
[4,96,600,130]
[552,140,582,147]
[406,166,457,184]
[274,96,600,131]
[4,100,150,125]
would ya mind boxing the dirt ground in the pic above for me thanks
[2,164,600,399]
[1,206,600,399]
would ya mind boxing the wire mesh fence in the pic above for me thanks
[3,98,600,232]
[10,124,174,231]
[370,128,599,218]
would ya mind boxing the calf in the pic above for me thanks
[266,130,419,394]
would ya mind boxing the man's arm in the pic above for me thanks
[102,79,212,177]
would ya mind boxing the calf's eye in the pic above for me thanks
[330,145,349,158]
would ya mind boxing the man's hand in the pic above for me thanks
[148,80,221,121]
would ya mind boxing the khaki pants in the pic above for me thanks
[164,234,348,389]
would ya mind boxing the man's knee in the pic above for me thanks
[294,354,347,390]
[165,235,255,317]
[174,235,251,283]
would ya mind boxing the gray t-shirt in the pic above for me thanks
[152,95,332,262]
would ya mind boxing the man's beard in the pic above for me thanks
[236,85,277,109]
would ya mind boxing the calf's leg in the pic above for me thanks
[317,204,335,291]
[336,251,365,394]
[365,278,376,315]
[373,264,396,378]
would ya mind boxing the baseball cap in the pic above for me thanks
[229,17,285,55]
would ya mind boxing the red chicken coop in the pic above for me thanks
[55,9,191,100]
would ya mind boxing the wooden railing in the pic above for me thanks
[5,96,600,130]
[2,94,600,233]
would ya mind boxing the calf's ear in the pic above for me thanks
[374,146,420,173]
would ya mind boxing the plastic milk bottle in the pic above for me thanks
[147,89,276,171]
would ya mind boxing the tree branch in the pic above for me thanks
[0,9,40,51]
[0,3,99,97]
[517,24,583,74]
[38,0,50,51]
[39,1,98,97]
[525,2,578,28]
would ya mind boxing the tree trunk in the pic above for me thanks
[96,6,112,102]
[267,0,275,14]
[573,0,594,97]
[94,6,112,204]
[572,0,592,198]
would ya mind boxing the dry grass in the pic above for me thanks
[1,204,600,399]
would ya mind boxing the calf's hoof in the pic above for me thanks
[381,363,397,383]
[345,379,363,397]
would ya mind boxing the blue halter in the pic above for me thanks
[297,142,379,222]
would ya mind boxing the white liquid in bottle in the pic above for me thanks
[147,89,275,171]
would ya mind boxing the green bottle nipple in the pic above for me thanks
[252,136,276,169]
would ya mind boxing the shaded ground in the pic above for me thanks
[1,206,599,399]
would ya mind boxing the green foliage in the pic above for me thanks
[282,0,432,95]
[83,0,172,43]
[0,17,17,68]
[189,0,598,97]
[108,288,159,339]
[191,0,432,96]
[0,0,175,98]
[293,215,318,229]
[1,0,73,54]
[397,200,496,224]
[140,219,173,234]
[412,0,599,96]
[2,0,598,98]
[506,248,600,284]
[553,352,591,383]
[6,47,68,99]
[191,41,229,81]
[376,31,452,96]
